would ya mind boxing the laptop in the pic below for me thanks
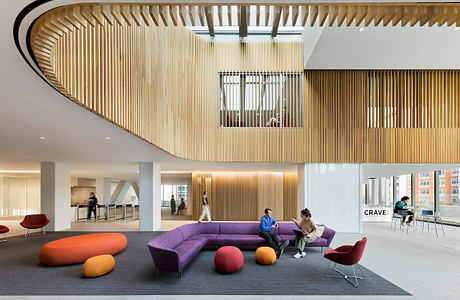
[293,229,305,237]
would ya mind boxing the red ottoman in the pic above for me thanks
[214,246,244,273]
[0,225,9,242]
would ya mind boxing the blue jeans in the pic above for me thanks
[87,206,96,220]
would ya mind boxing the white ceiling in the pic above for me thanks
[303,20,460,69]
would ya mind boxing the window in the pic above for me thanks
[419,181,430,187]
[452,178,458,186]
[219,72,303,128]
[439,170,445,177]
[439,189,445,195]
[439,179,445,186]
[453,188,458,195]
[419,172,430,178]
[452,169,459,176]
[161,184,188,208]
[419,189,430,195]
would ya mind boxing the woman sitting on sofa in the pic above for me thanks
[290,208,318,258]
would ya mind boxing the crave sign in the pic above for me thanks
[362,207,392,222]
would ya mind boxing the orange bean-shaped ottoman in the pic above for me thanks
[82,255,115,277]
[39,233,127,266]
[255,246,276,265]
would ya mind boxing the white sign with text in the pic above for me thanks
[362,206,392,222]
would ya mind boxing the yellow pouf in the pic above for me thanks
[82,254,115,277]
[255,246,277,265]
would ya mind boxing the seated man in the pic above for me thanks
[176,198,186,215]
[258,208,289,259]
[394,196,414,225]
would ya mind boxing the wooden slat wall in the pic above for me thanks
[192,172,296,221]
[31,4,460,164]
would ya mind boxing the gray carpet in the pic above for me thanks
[0,231,410,296]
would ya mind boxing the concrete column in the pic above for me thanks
[139,162,161,231]
[96,177,111,205]
[40,162,71,231]
[297,163,362,233]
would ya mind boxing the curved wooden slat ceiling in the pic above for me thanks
[30,3,460,163]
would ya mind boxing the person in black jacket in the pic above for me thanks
[87,192,98,221]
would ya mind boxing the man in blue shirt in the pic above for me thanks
[259,208,289,258]
[394,196,413,225]
[87,192,98,221]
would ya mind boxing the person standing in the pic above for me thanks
[258,208,289,258]
[87,192,98,221]
[170,195,176,215]
[198,191,211,223]
[290,208,318,258]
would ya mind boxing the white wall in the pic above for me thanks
[303,23,460,69]
[299,163,362,233]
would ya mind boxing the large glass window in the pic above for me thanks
[161,184,188,208]
[437,168,460,224]
[414,171,434,211]
[219,72,303,128]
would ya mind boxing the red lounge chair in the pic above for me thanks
[324,237,367,288]
[0,225,9,242]
[20,214,50,237]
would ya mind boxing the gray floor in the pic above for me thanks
[3,222,460,299]
[0,231,407,296]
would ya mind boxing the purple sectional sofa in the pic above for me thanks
[147,222,336,276]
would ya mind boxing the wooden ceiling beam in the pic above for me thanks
[256,5,260,26]
[189,6,196,26]
[355,6,366,26]
[159,6,169,26]
[204,6,214,36]
[346,6,357,26]
[301,6,309,26]
[400,6,414,26]
[364,6,376,26]
[140,6,150,26]
[116,6,129,26]
[197,6,205,27]
[90,5,105,26]
[265,5,271,26]
[271,6,282,37]
[292,6,299,26]
[318,6,328,26]
[337,5,347,26]
[328,5,338,26]
[282,6,290,26]
[100,5,114,26]
[382,6,396,26]
[310,5,318,26]
[217,6,222,26]
[179,6,187,26]
[374,6,386,26]
[446,7,460,26]
[148,6,160,26]
[228,6,232,26]
[169,6,178,26]
[391,6,404,26]
[130,6,141,26]
[80,6,95,27]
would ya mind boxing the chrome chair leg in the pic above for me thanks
[24,229,29,238]
[0,233,7,242]
[326,263,364,288]
[42,227,46,235]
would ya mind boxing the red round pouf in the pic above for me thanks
[214,246,244,273]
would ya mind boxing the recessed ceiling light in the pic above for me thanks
[105,136,111,140]
[359,27,364,32]
[455,27,460,31]
[39,136,45,140]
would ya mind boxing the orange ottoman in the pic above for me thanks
[39,233,127,265]
[82,255,115,277]
[255,246,276,265]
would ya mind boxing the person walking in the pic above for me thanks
[87,192,98,221]
[170,195,176,215]
[198,191,211,223]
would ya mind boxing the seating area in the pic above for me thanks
[148,222,336,275]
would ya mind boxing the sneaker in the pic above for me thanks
[407,222,413,227]
[293,252,303,258]
[301,251,307,257]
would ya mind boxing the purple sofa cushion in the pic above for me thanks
[279,235,296,245]
[177,224,199,240]
[215,234,267,246]
[196,222,220,234]
[278,222,298,235]
[219,223,260,235]
[175,239,206,268]
[151,229,184,249]
[187,234,218,247]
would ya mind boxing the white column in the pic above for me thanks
[139,162,161,231]
[298,163,363,233]
[95,177,111,205]
[40,162,71,231]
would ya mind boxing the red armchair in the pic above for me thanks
[324,237,367,288]
[20,214,50,237]
[0,225,9,242]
